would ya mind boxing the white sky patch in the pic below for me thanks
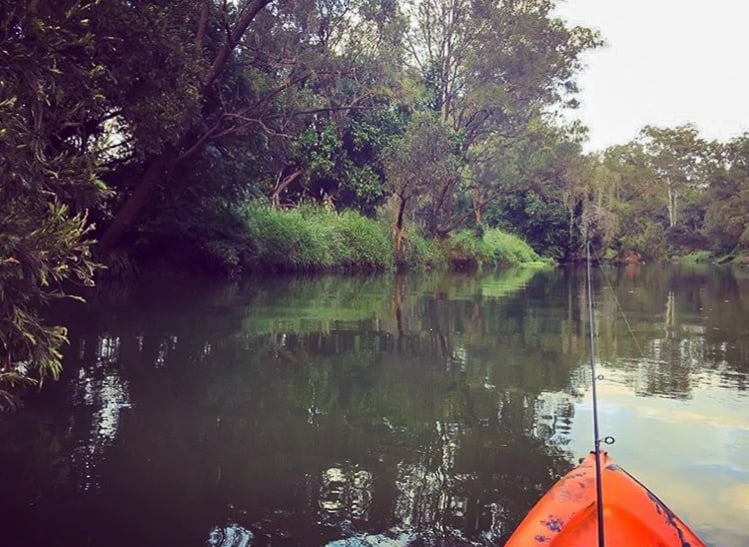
[554,0,749,151]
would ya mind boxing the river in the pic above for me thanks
[1,264,746,546]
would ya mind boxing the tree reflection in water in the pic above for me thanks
[70,334,132,492]
[0,266,746,546]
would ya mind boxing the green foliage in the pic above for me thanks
[135,197,256,277]
[332,210,394,270]
[675,251,712,265]
[475,118,590,261]
[405,0,601,141]
[240,202,394,272]
[384,112,464,263]
[637,125,715,230]
[442,229,548,270]
[488,189,576,261]
[384,112,463,203]
[483,229,549,267]
[280,114,397,214]
[618,219,667,261]
[665,224,708,255]
[703,134,749,256]
[0,0,107,407]
[402,228,447,270]
[580,128,726,261]
[443,231,491,270]
[144,200,551,275]
[0,202,96,382]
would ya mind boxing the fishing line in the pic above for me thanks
[592,247,648,361]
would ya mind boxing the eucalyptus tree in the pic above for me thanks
[384,113,462,265]
[596,143,670,259]
[637,125,715,230]
[703,134,749,255]
[396,0,600,236]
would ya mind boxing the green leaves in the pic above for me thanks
[0,0,107,408]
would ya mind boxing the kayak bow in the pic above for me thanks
[504,452,706,547]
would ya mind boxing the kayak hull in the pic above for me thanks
[504,452,706,547]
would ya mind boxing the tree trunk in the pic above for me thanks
[667,183,678,227]
[99,149,176,249]
[98,0,274,250]
[394,195,408,266]
[470,188,483,225]
[270,170,302,207]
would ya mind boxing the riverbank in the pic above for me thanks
[111,202,552,278]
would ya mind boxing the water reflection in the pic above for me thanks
[393,422,462,534]
[319,464,373,524]
[70,334,132,492]
[0,266,746,546]
[208,523,254,547]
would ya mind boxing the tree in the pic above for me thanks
[594,142,668,259]
[97,0,275,249]
[638,125,713,229]
[403,0,599,138]
[703,134,749,255]
[384,113,462,264]
[478,118,590,260]
[98,0,405,249]
[399,0,600,235]
[0,1,108,407]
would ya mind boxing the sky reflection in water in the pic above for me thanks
[0,265,747,546]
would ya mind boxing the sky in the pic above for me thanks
[553,0,749,151]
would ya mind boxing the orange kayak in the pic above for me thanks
[505,452,706,547]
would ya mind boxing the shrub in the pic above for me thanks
[239,201,393,272]
[440,228,548,270]
[443,230,490,270]
[483,229,546,266]
[403,228,446,270]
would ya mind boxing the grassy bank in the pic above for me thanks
[240,203,551,273]
[672,250,712,265]
[135,201,551,275]
[241,203,394,272]
[443,228,552,269]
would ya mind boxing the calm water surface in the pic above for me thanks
[1,265,747,546]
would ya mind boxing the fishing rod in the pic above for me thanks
[506,243,705,546]
[586,241,606,547]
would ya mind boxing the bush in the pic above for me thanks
[403,228,447,270]
[440,228,550,270]
[133,198,255,277]
[675,250,712,265]
[133,201,552,275]
[483,229,547,266]
[443,230,490,269]
[239,202,393,272]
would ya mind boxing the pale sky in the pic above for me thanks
[554,0,749,151]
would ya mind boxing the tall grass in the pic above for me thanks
[482,229,549,266]
[402,227,447,270]
[239,202,393,272]
[443,228,550,269]
[673,250,712,265]
[184,201,553,274]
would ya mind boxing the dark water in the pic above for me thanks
[1,265,747,546]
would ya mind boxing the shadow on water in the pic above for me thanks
[0,265,747,546]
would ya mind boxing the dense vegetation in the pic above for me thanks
[2,0,749,402]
